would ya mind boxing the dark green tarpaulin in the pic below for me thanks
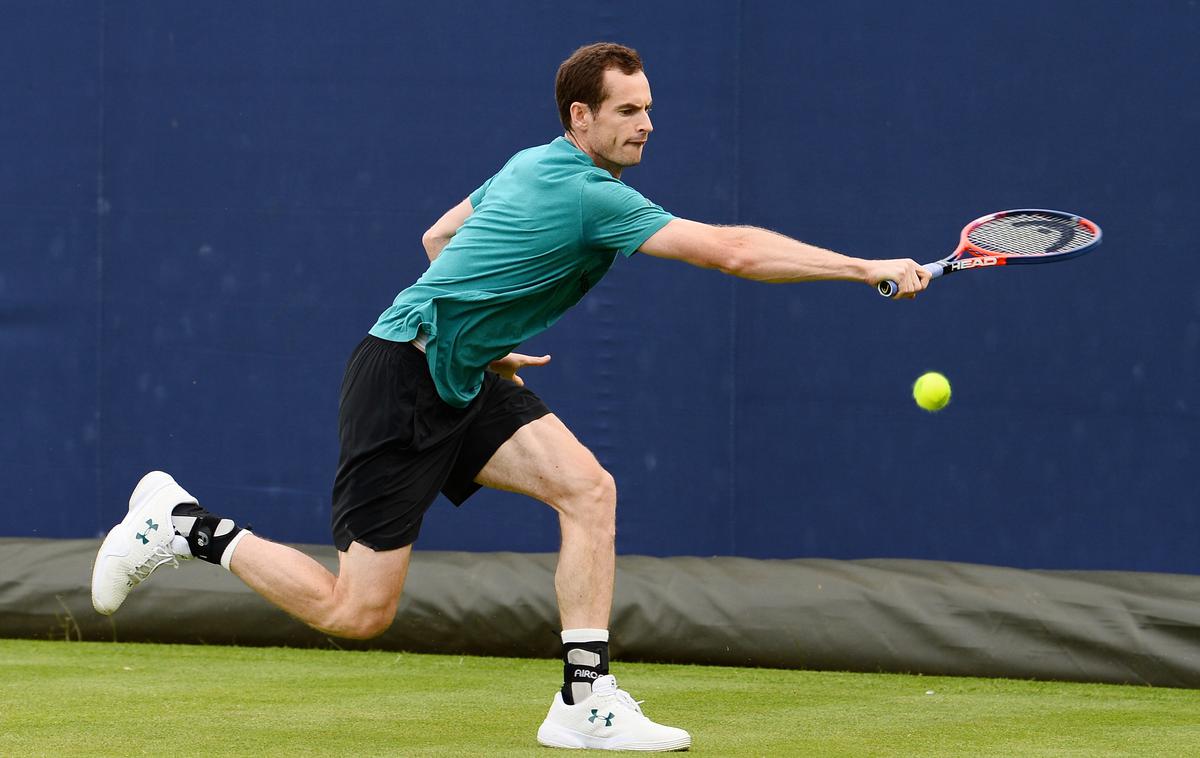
[3,538,1198,687]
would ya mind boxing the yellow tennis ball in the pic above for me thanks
[913,372,951,412]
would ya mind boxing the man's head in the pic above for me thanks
[556,42,653,178]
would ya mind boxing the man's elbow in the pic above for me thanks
[711,231,753,277]
[421,228,444,260]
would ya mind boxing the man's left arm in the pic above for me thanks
[421,197,474,261]
[488,352,552,386]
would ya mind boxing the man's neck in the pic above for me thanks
[564,132,622,179]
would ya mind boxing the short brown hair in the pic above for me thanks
[555,42,643,132]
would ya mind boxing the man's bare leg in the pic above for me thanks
[93,471,412,641]
[474,413,616,629]
[476,413,691,750]
[229,536,412,640]
[475,413,615,703]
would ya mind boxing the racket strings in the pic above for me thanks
[968,213,1096,256]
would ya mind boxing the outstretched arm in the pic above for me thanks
[421,197,474,261]
[639,218,929,298]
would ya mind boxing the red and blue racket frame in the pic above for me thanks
[877,208,1102,298]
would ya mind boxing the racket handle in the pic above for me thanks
[876,263,944,298]
[876,279,901,298]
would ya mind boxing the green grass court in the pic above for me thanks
[1,639,1197,756]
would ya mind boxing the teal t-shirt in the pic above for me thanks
[370,137,675,407]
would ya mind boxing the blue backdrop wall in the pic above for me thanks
[3,1,1197,572]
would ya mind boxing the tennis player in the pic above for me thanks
[92,42,929,752]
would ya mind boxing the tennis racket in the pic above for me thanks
[877,209,1102,298]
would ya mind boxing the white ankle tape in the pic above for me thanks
[220,529,251,571]
[561,628,609,644]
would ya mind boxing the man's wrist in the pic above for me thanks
[846,257,875,284]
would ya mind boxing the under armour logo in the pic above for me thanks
[589,710,614,727]
[135,518,159,544]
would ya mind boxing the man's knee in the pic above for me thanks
[559,466,617,534]
[323,602,397,640]
[584,466,616,504]
[341,611,395,640]
[321,541,410,639]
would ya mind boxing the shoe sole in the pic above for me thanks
[90,472,189,615]
[536,720,691,751]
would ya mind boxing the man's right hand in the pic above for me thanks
[869,258,931,299]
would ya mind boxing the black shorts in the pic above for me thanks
[331,335,551,552]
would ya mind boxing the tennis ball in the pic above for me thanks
[913,372,951,412]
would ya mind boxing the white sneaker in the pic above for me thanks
[537,674,691,752]
[91,471,195,615]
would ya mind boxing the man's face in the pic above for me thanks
[573,69,653,177]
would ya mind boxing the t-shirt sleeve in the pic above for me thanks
[581,176,675,257]
[469,149,528,208]
[468,175,495,208]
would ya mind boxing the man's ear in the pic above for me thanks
[570,101,592,132]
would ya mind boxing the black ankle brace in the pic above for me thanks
[562,639,610,705]
[171,503,243,566]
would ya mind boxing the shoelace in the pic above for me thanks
[613,687,646,716]
[128,544,180,586]
[593,676,647,716]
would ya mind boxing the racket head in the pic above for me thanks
[952,209,1102,265]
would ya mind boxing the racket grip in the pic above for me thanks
[876,263,943,298]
